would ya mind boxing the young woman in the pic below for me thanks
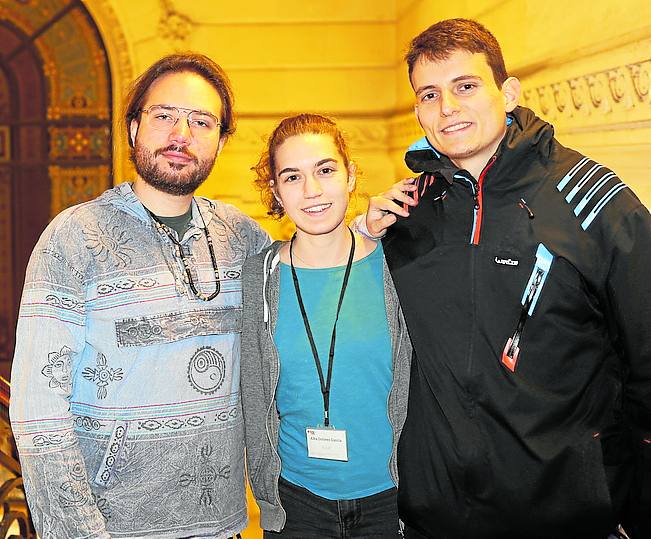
[240,114,411,538]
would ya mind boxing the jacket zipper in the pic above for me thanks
[471,155,497,245]
[262,250,287,525]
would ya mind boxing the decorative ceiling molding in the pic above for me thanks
[158,0,194,51]
[522,57,651,129]
[340,121,389,151]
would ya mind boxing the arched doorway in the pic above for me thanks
[0,1,112,378]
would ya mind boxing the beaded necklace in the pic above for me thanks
[147,201,220,301]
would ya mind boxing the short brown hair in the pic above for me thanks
[406,18,508,86]
[253,114,352,220]
[124,53,235,147]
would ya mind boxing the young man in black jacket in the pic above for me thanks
[365,18,651,539]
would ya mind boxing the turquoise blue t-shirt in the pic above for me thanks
[274,243,394,500]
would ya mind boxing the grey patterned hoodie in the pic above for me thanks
[10,183,270,538]
[240,240,412,532]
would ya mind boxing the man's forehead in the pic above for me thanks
[411,50,490,85]
[143,71,223,112]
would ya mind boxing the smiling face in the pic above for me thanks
[273,133,355,238]
[412,49,520,178]
[130,71,225,196]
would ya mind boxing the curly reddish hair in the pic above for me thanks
[252,114,352,220]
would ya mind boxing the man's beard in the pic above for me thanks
[130,143,216,196]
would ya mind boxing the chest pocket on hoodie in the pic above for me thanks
[501,243,553,372]
[115,306,243,347]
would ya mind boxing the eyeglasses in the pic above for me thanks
[139,105,221,138]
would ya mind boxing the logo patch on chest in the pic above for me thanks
[493,256,520,266]
[494,256,519,266]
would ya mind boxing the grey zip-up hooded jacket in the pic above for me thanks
[240,240,412,531]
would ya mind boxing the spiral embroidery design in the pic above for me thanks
[187,347,226,395]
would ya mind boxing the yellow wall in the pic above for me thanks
[87,0,651,242]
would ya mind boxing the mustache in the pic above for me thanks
[154,145,198,162]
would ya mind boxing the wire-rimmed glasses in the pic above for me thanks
[139,105,221,138]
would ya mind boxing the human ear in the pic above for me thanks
[129,119,139,147]
[347,162,357,192]
[270,180,283,207]
[501,77,521,113]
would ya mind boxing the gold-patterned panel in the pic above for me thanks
[0,4,65,121]
[38,8,110,120]
[48,126,110,160]
[49,165,109,217]
[0,1,50,39]
[0,1,110,122]
[0,0,69,36]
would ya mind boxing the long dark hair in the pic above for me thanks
[124,53,235,147]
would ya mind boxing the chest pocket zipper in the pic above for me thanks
[501,244,554,372]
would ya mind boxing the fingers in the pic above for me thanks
[368,195,409,218]
[385,178,418,206]
[365,198,400,237]
[369,177,419,215]
[368,212,397,237]
[396,177,419,189]
[364,177,419,237]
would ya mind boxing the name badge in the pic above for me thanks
[306,427,348,461]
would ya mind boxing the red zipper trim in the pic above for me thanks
[471,155,497,245]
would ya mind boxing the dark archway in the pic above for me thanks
[0,1,112,378]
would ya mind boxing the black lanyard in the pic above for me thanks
[289,228,355,427]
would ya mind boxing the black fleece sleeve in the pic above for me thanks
[605,203,651,536]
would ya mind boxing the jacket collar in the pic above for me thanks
[112,182,216,229]
[404,106,555,184]
[263,241,284,274]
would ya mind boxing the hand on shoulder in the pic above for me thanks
[365,178,419,237]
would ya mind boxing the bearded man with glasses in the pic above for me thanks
[10,53,270,539]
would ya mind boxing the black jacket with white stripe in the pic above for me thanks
[384,106,651,538]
